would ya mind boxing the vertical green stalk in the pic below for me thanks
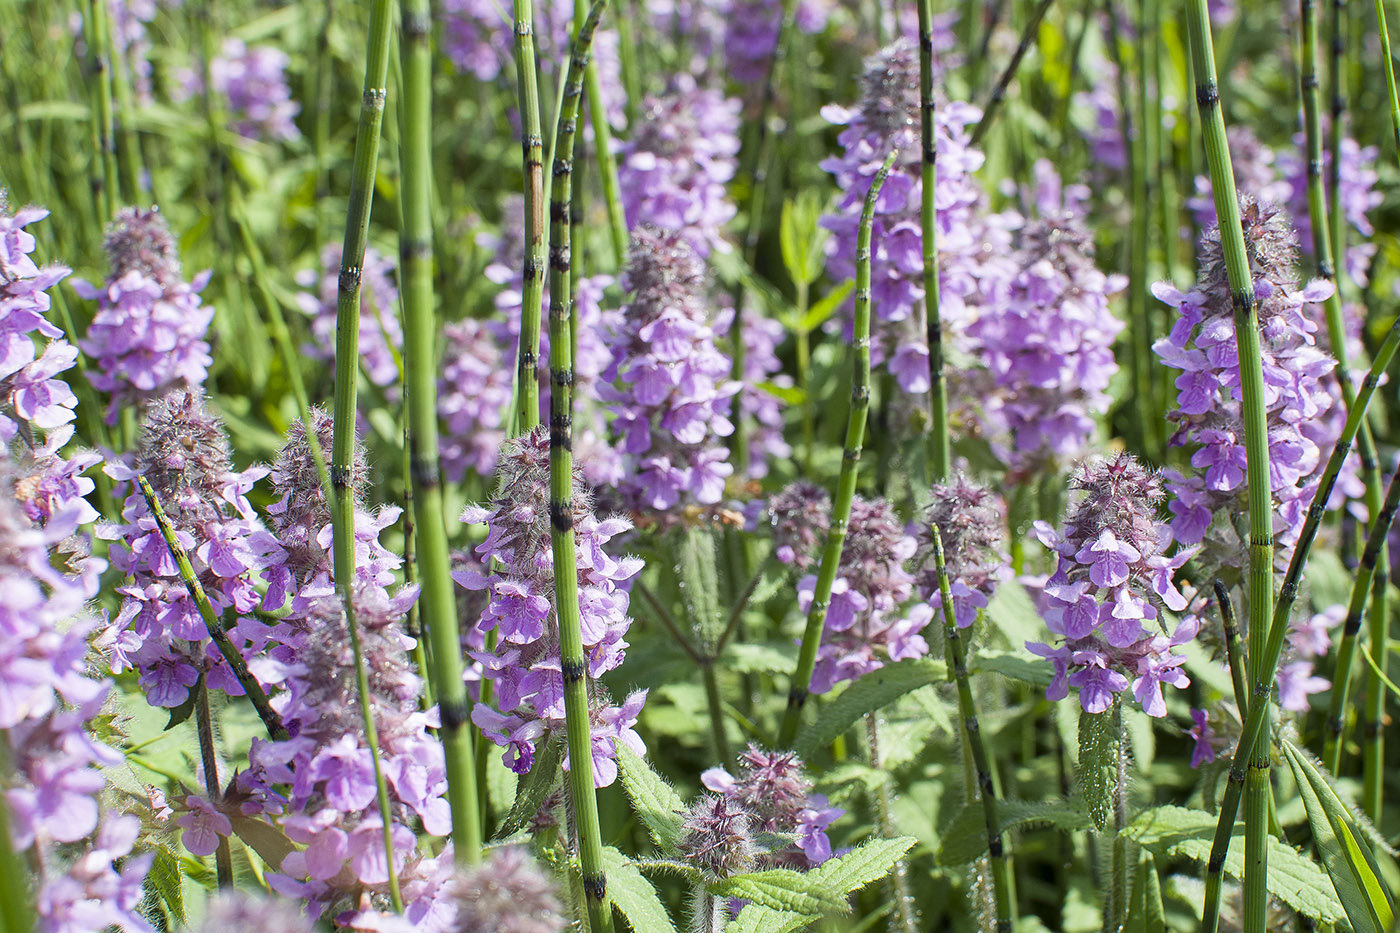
[0,739,35,933]
[1325,460,1400,772]
[1327,0,1347,271]
[548,5,613,929]
[1213,580,1250,717]
[514,0,547,432]
[916,0,949,480]
[932,528,1012,932]
[1183,4,1275,930]
[399,0,482,865]
[330,0,402,911]
[777,150,897,748]
[1134,0,1163,457]
[194,682,233,888]
[107,7,142,203]
[865,715,916,933]
[1193,313,1400,931]
[1108,703,1129,933]
[969,0,1056,146]
[85,0,117,219]
[574,0,627,268]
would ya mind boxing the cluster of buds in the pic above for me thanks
[701,744,842,868]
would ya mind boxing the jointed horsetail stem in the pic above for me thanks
[329,0,403,909]
[514,0,547,433]
[917,0,950,480]
[400,0,482,864]
[778,148,897,747]
[932,527,1013,932]
[547,3,614,929]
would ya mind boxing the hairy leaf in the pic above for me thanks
[1078,707,1119,833]
[711,868,848,915]
[794,658,946,759]
[603,846,680,933]
[939,798,1092,865]
[806,836,917,896]
[616,743,686,854]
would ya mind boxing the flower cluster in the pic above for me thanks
[765,480,831,571]
[1276,603,1343,712]
[77,208,214,423]
[1027,453,1197,716]
[1152,196,1340,565]
[298,242,402,390]
[677,794,757,880]
[798,496,932,694]
[602,227,739,512]
[914,475,1005,629]
[722,0,832,86]
[0,202,80,446]
[819,37,1013,394]
[0,448,150,930]
[206,38,301,142]
[438,317,513,483]
[1280,132,1382,287]
[437,845,566,933]
[102,389,273,708]
[617,78,741,258]
[457,426,647,786]
[962,161,1125,474]
[701,744,842,868]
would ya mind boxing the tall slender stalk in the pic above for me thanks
[0,740,36,933]
[1325,459,1400,771]
[865,715,916,933]
[1213,580,1250,717]
[514,0,547,432]
[194,682,233,888]
[969,0,1056,146]
[329,0,402,911]
[1195,312,1400,930]
[548,5,614,929]
[107,9,141,203]
[932,528,1012,932]
[1327,0,1347,272]
[399,0,482,865]
[573,0,627,268]
[917,0,949,480]
[137,476,286,742]
[84,0,118,219]
[1183,4,1276,929]
[777,150,897,748]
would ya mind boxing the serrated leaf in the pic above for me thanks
[1282,740,1393,932]
[1078,708,1119,833]
[984,580,1044,648]
[794,658,946,759]
[938,798,1091,865]
[711,868,848,915]
[603,846,679,933]
[806,836,917,896]
[725,904,812,933]
[798,280,854,332]
[615,743,686,854]
[146,845,186,924]
[497,733,563,839]
[1123,804,1342,922]
[678,525,722,648]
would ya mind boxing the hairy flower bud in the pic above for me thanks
[677,794,756,880]
[444,846,566,933]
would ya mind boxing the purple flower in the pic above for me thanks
[438,318,512,482]
[180,38,301,142]
[617,78,740,258]
[677,794,757,880]
[458,427,646,786]
[603,228,739,514]
[703,744,844,869]
[1189,708,1218,768]
[76,208,214,422]
[765,481,831,571]
[177,795,232,857]
[914,476,1006,629]
[1026,454,1198,717]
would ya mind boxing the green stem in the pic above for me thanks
[777,149,897,748]
[136,477,286,742]
[970,0,1056,146]
[514,0,547,432]
[865,714,916,933]
[1213,579,1250,718]
[194,681,233,889]
[917,0,949,480]
[1184,4,1276,929]
[575,0,627,268]
[84,0,118,219]
[1363,531,1390,820]
[548,6,614,929]
[932,528,1013,932]
[329,0,402,910]
[703,665,731,765]
[0,739,36,933]
[400,0,482,865]
[1107,702,1128,933]
[1327,0,1347,280]
[107,3,142,203]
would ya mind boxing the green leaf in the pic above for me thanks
[806,836,917,896]
[984,580,1045,648]
[223,808,296,872]
[1282,740,1393,932]
[1077,708,1119,833]
[497,733,563,839]
[1123,804,1342,922]
[794,658,947,759]
[678,526,722,649]
[603,847,680,933]
[164,689,198,730]
[798,279,854,333]
[615,743,686,854]
[756,381,807,406]
[724,905,812,933]
[938,798,1091,865]
[779,191,828,289]
[145,845,186,925]
[727,642,798,675]
[972,650,1054,688]
[711,868,848,915]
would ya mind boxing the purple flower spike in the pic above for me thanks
[1026,453,1197,717]
[915,476,1007,630]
